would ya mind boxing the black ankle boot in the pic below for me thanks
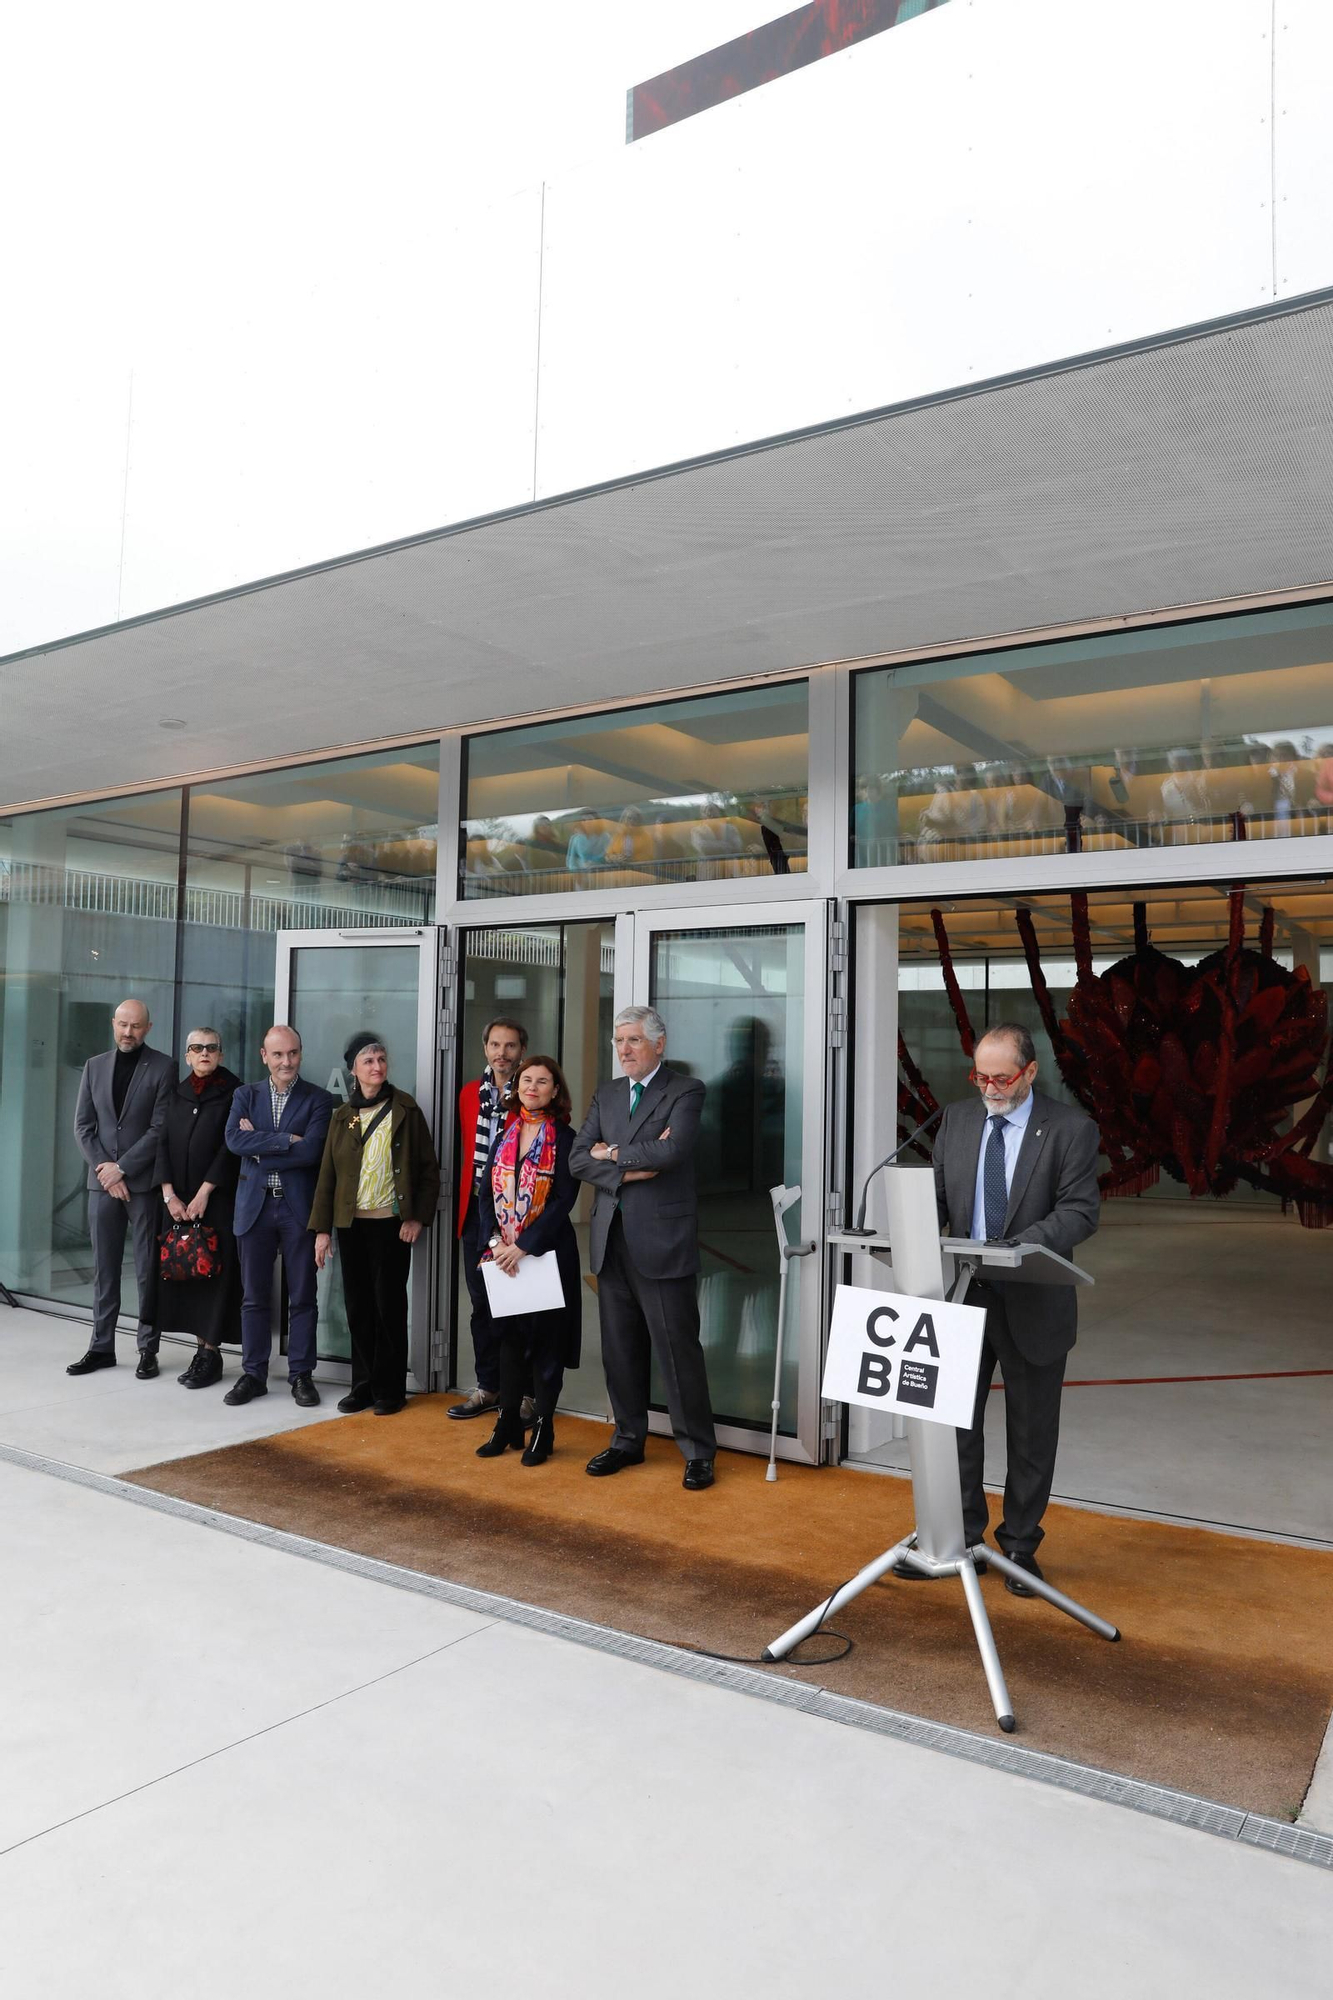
[177,1348,204,1386]
[475,1407,524,1458]
[521,1416,554,1465]
[185,1346,223,1389]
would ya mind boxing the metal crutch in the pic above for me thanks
[765,1184,816,1481]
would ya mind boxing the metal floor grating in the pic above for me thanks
[2,1436,1328,1872]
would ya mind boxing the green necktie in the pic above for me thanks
[629,1081,643,1115]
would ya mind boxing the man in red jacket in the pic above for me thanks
[449,1016,528,1419]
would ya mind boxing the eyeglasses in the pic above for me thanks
[968,1066,1029,1089]
[186,1042,221,1055]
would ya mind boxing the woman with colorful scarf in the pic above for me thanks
[474,1054,582,1465]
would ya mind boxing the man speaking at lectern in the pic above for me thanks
[931,1023,1100,1595]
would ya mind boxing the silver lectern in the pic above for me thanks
[763,1164,1119,1731]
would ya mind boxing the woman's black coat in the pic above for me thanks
[476,1118,582,1368]
[153,1067,244,1344]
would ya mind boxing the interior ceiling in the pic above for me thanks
[6,291,1333,815]
[898,879,1333,954]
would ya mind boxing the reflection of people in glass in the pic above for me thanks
[605,806,654,867]
[473,1055,582,1468]
[990,765,1039,844]
[741,796,791,875]
[527,816,564,872]
[691,803,743,879]
[310,1034,441,1416]
[1269,740,1300,834]
[708,1017,785,1195]
[565,816,610,879]
[854,776,895,864]
[1314,742,1333,811]
[1159,747,1213,839]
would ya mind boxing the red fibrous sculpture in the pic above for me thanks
[907,888,1333,1227]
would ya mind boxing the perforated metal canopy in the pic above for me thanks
[5,290,1333,812]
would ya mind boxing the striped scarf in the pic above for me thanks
[472,1069,500,1191]
[487,1110,557,1250]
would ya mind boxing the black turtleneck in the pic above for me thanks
[112,1042,146,1117]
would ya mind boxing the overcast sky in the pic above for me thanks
[0,1,785,654]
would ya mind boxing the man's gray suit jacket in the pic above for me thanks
[570,1068,706,1280]
[74,1045,176,1194]
[932,1087,1100,1366]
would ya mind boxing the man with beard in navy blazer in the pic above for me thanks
[224,1024,333,1407]
[571,1005,717,1490]
[930,1022,1100,1594]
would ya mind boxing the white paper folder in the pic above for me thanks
[481,1250,565,1317]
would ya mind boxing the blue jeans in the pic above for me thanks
[236,1191,319,1382]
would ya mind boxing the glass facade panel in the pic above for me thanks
[852,603,1333,867]
[650,925,805,1433]
[0,790,183,1308]
[454,922,616,1414]
[178,742,440,1077]
[460,683,809,898]
[890,877,1333,1205]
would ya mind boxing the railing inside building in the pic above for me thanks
[0,863,431,930]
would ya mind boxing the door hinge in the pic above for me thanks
[828,997,846,1049]
[829,918,848,976]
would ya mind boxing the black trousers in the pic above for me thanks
[461,1192,503,1394]
[338,1219,411,1404]
[956,1283,1067,1558]
[597,1212,715,1461]
[496,1312,565,1421]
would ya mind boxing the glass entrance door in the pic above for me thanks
[633,901,829,1465]
[274,927,443,1385]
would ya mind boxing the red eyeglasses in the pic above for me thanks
[968,1066,1030,1089]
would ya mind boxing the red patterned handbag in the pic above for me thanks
[159,1220,222,1281]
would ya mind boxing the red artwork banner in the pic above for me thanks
[629,0,950,142]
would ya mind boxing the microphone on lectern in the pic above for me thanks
[843,1106,943,1236]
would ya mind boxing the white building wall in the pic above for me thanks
[4,0,1331,657]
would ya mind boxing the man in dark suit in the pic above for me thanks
[932,1022,1100,1593]
[571,1005,717,1490]
[223,1024,333,1407]
[69,997,175,1377]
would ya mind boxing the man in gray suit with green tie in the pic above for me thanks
[571,1005,718,1490]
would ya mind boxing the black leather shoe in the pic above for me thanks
[682,1457,715,1491]
[585,1445,646,1477]
[135,1351,159,1380]
[446,1389,501,1420]
[184,1346,223,1390]
[290,1374,320,1407]
[520,1416,554,1466]
[67,1351,116,1375]
[373,1398,406,1416]
[337,1389,374,1413]
[891,1557,942,1579]
[1003,1552,1043,1597]
[223,1373,268,1406]
[177,1350,203,1386]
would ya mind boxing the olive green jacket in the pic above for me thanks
[307,1089,441,1234]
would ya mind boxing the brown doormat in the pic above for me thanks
[125,1398,1333,1819]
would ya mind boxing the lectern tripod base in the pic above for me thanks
[761,1529,1119,1733]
